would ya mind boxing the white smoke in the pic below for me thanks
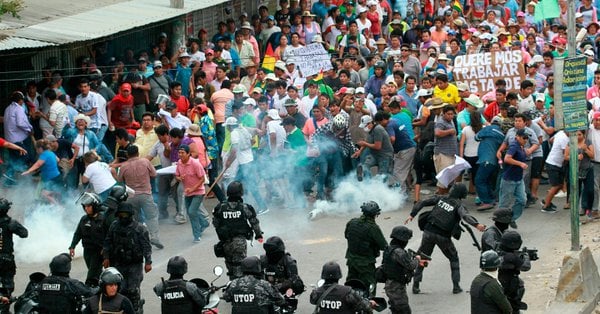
[12,188,81,264]
[308,175,408,220]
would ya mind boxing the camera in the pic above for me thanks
[520,247,539,261]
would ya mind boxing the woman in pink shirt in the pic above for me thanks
[175,144,209,243]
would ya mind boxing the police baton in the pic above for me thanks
[460,221,481,251]
[204,164,231,197]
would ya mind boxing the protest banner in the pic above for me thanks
[290,43,332,77]
[452,51,526,94]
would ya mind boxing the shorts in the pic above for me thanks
[545,163,565,187]
[433,153,455,174]
[530,157,543,179]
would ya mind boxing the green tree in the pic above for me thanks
[0,0,25,20]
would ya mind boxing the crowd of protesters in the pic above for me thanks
[2,0,600,237]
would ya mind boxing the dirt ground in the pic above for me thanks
[524,217,600,313]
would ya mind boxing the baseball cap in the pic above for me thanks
[121,83,132,92]
[153,60,163,68]
[284,98,298,106]
[594,111,600,120]
[585,49,595,57]
[516,128,529,138]
[179,52,191,58]
[416,88,432,97]
[224,117,239,126]
[355,87,365,94]
[178,144,191,153]
[535,93,546,102]
[575,12,584,18]
[233,85,246,94]
[252,87,263,94]
[358,115,373,129]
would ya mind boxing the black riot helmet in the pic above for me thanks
[321,261,342,281]
[492,208,513,224]
[115,203,135,226]
[263,236,285,254]
[241,256,262,275]
[80,192,102,212]
[99,267,123,292]
[167,256,188,276]
[449,183,468,200]
[390,226,413,241]
[480,250,502,270]
[227,181,244,198]
[360,201,381,217]
[49,253,72,274]
[109,185,129,203]
[500,231,523,251]
[0,198,12,215]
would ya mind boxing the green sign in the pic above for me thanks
[562,56,588,132]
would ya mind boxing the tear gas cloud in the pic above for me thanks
[8,186,81,264]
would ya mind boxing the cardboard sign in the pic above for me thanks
[291,43,332,77]
[452,51,526,94]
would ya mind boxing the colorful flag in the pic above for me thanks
[262,43,276,72]
[452,0,463,15]
[534,0,560,22]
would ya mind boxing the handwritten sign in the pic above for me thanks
[290,43,332,77]
[562,56,588,132]
[452,51,525,94]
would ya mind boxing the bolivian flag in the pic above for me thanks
[452,0,463,15]
[262,43,276,73]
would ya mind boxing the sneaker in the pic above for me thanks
[476,204,494,211]
[526,197,538,207]
[193,237,201,243]
[541,206,557,213]
[257,208,270,216]
[174,214,187,224]
[150,239,164,250]
[412,283,420,294]
[474,197,482,206]
[541,200,557,209]
[452,285,463,294]
[357,165,363,182]
[555,191,567,198]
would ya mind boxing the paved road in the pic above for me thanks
[8,184,572,313]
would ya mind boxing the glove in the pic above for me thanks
[103,259,110,268]
[144,263,152,273]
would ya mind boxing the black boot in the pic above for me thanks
[452,282,463,294]
[412,281,420,294]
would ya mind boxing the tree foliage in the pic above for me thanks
[0,0,25,20]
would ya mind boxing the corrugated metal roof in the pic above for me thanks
[0,35,57,50]
[0,0,227,51]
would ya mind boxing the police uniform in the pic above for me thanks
[84,293,135,314]
[38,275,95,314]
[69,212,109,286]
[103,219,152,312]
[153,278,206,313]
[481,225,503,252]
[499,248,531,312]
[344,215,388,293]
[409,195,481,292]
[470,272,512,314]
[260,253,304,294]
[223,274,284,314]
[382,245,418,313]
[309,283,372,313]
[213,200,262,279]
[0,215,28,298]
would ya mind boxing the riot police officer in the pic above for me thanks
[310,261,374,313]
[223,256,285,313]
[260,236,305,294]
[470,250,512,314]
[405,183,486,294]
[84,267,135,314]
[38,253,96,314]
[481,208,512,252]
[0,198,28,312]
[153,256,207,313]
[344,201,388,296]
[498,231,531,313]
[69,192,109,286]
[103,203,152,313]
[101,185,129,227]
[213,181,264,280]
[382,226,425,314]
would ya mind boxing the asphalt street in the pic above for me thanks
[9,186,574,313]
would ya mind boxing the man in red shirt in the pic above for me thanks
[483,88,506,122]
[108,83,135,130]
[170,81,191,116]
[175,144,209,243]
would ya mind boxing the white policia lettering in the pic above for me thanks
[223,211,242,219]
[234,294,255,302]
[321,300,343,309]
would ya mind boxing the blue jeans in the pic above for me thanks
[184,195,209,239]
[498,179,526,221]
[475,162,499,205]
[314,151,343,198]
[90,125,108,142]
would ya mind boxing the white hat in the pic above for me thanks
[243,97,257,107]
[74,113,91,125]
[464,94,484,109]
[265,73,278,81]
[437,53,450,61]
[416,88,433,97]
[472,31,481,37]
[535,93,546,102]
[355,87,366,94]
[358,7,368,14]
[358,115,373,129]
[275,60,287,71]
[345,87,355,94]
[456,82,469,92]
[575,12,584,18]
[223,117,239,126]
[480,33,493,41]
[267,109,281,120]
[311,35,324,43]
[585,49,595,57]
[530,54,544,64]
[179,52,191,58]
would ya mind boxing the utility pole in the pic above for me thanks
[566,1,579,252]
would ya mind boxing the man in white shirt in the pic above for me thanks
[300,81,320,118]
[44,89,68,138]
[158,102,192,130]
[541,130,569,213]
[82,151,117,201]
[266,109,287,155]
